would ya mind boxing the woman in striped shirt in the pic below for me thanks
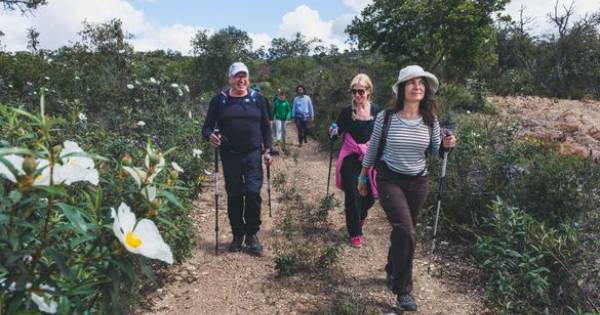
[358,65,457,312]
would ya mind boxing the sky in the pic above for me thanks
[0,0,598,54]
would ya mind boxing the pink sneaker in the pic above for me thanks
[350,236,362,248]
[359,219,368,229]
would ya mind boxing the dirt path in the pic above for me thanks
[140,126,486,315]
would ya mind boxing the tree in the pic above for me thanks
[267,33,316,60]
[26,27,40,53]
[347,0,509,79]
[191,26,253,92]
[1,0,46,12]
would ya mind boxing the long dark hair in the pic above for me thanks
[389,78,439,127]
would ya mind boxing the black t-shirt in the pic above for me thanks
[201,90,272,155]
[336,104,381,144]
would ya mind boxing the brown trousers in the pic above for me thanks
[376,162,429,295]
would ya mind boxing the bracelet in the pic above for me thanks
[358,175,368,185]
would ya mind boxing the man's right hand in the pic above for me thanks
[209,132,222,147]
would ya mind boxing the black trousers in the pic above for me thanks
[341,154,375,237]
[377,162,429,295]
[221,149,263,236]
[295,118,311,144]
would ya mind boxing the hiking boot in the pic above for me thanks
[397,293,417,312]
[350,235,362,248]
[244,234,263,256]
[228,235,244,252]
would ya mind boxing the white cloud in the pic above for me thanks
[0,0,206,54]
[504,0,600,35]
[277,5,351,50]
[132,24,206,53]
[341,0,373,12]
[249,32,272,51]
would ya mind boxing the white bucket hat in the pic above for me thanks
[392,65,439,95]
[228,62,249,77]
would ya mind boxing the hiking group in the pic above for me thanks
[201,61,457,312]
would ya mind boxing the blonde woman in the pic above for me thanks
[329,73,381,248]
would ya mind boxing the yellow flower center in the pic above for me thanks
[125,232,142,248]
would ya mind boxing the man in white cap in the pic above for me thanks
[202,61,273,255]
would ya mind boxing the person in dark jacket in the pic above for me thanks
[201,62,273,256]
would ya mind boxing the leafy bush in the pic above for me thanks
[474,198,579,314]
[0,101,194,314]
[432,114,600,313]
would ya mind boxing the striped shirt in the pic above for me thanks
[362,111,441,175]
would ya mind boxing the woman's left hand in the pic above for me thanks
[443,135,457,149]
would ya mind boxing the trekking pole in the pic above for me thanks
[325,123,338,198]
[267,160,272,218]
[214,129,220,256]
[430,126,455,255]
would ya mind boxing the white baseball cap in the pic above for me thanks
[392,65,439,95]
[228,62,249,77]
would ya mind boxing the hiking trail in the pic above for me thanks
[140,126,486,315]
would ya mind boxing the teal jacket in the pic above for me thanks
[272,97,292,120]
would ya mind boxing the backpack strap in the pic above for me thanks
[375,109,393,162]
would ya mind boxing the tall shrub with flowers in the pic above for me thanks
[0,95,194,314]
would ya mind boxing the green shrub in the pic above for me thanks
[474,198,579,314]
[0,101,194,314]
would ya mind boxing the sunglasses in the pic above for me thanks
[350,89,366,96]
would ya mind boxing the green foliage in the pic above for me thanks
[191,26,253,92]
[474,198,579,314]
[347,0,509,79]
[433,114,600,312]
[0,100,194,313]
[490,8,600,98]
[1,0,46,12]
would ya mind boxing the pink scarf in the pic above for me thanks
[335,132,379,199]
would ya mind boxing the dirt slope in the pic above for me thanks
[492,96,600,160]
[139,126,486,315]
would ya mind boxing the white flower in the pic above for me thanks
[466,110,471,114]
[183,84,190,92]
[149,77,157,84]
[44,76,50,81]
[171,162,184,173]
[192,149,203,158]
[177,89,183,97]
[46,58,53,64]
[0,154,24,182]
[26,81,33,86]
[31,284,57,314]
[56,140,99,186]
[188,111,192,119]
[78,112,87,122]
[142,185,157,201]
[137,121,146,127]
[170,83,179,88]
[8,84,13,88]
[123,166,146,188]
[123,157,163,188]
[135,80,141,85]
[127,84,134,90]
[111,202,173,264]
[75,76,80,80]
